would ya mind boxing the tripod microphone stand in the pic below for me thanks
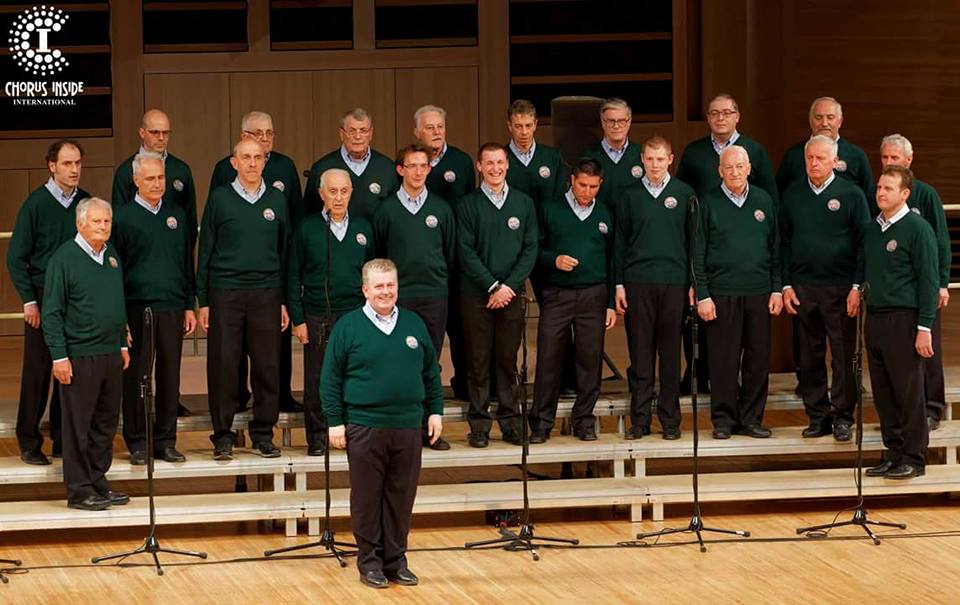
[630,194,750,552]
[264,208,357,565]
[0,556,21,583]
[465,293,579,560]
[796,285,906,544]
[93,307,208,574]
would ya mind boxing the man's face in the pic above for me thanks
[809,100,843,139]
[230,140,266,187]
[570,173,602,206]
[414,111,446,152]
[880,143,913,170]
[477,148,508,188]
[706,97,740,138]
[507,113,537,150]
[133,158,166,205]
[139,112,171,154]
[641,145,674,183]
[339,115,373,158]
[876,173,910,214]
[48,144,82,191]
[78,205,111,247]
[397,151,430,191]
[719,150,751,191]
[319,172,352,220]
[242,116,275,154]
[601,107,631,145]
[362,269,398,316]
[804,141,837,183]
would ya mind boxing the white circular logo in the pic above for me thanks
[166,216,178,229]
[630,165,643,178]
[886,239,897,252]
[263,208,275,221]
[443,170,456,183]
[664,196,678,209]
[911,207,921,215]
[598,222,608,234]
[538,165,551,178]
[272,180,285,192]
[507,216,520,230]
[108,257,118,268]
[827,199,841,211]
[172,179,184,192]
[405,336,419,349]
[425,214,438,228]
[356,233,367,246]
[8,6,70,77]
[835,160,848,172]
[754,209,766,222]
[369,182,381,195]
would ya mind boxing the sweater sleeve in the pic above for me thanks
[612,193,630,285]
[779,198,793,287]
[302,161,322,219]
[926,186,951,288]
[111,164,132,207]
[913,223,939,329]
[286,159,304,228]
[195,194,217,307]
[320,318,349,426]
[420,324,444,416]
[851,189,871,286]
[456,198,498,292]
[536,204,556,273]
[752,144,779,208]
[6,199,38,304]
[504,197,539,292]
[371,205,389,258]
[693,200,711,301]
[441,204,457,273]
[41,254,69,360]
[286,226,306,326]
[768,202,782,293]
[183,167,199,253]
[604,212,616,309]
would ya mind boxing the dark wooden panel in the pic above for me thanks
[0,170,36,335]
[311,69,397,159]
[395,66,479,156]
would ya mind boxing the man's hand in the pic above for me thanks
[281,304,290,331]
[329,425,347,449]
[23,303,40,329]
[615,287,627,315]
[427,414,443,445]
[783,287,800,315]
[938,287,950,310]
[916,330,934,358]
[846,288,861,317]
[121,349,130,370]
[125,324,133,348]
[688,287,695,307]
[769,292,783,316]
[605,308,617,330]
[199,306,210,331]
[697,299,717,322]
[293,323,309,344]
[53,359,72,385]
[184,310,197,336]
[555,254,579,272]
[487,285,515,309]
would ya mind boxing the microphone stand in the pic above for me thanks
[0,556,21,584]
[465,293,579,560]
[796,285,906,544]
[629,194,750,552]
[264,209,357,565]
[93,307,208,574]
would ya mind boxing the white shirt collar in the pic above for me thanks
[134,193,163,215]
[509,140,536,166]
[877,204,911,232]
[322,209,350,242]
[397,185,427,215]
[74,233,106,265]
[710,131,740,155]
[642,173,671,197]
[429,143,448,167]
[139,145,168,162]
[807,173,836,196]
[721,182,750,208]
[601,138,628,163]
[362,301,399,335]
[231,178,266,204]
[45,177,78,209]
[480,181,509,210]
[564,189,595,221]
[340,145,371,176]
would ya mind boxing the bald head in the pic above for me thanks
[139,109,172,154]
[230,139,266,189]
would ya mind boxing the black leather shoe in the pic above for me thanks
[129,450,147,466]
[662,426,681,440]
[624,425,651,440]
[279,397,303,413]
[832,422,852,442]
[866,460,897,477]
[20,450,51,466]
[99,490,130,506]
[737,424,772,439]
[360,570,389,589]
[468,432,489,448]
[253,441,281,458]
[712,426,732,440]
[177,402,192,417]
[802,422,832,438]
[502,431,524,446]
[386,568,419,586]
[885,463,925,480]
[928,416,941,431]
[307,443,327,456]
[529,429,549,444]
[156,447,186,463]
[576,429,598,441]
[68,494,111,511]
[427,436,451,451]
[213,445,234,461]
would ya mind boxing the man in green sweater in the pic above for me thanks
[614,137,696,440]
[322,259,443,589]
[7,139,89,465]
[581,98,645,215]
[209,110,302,413]
[457,143,538,447]
[694,146,783,439]
[43,198,130,510]
[505,99,567,210]
[863,166,937,480]
[780,135,870,442]
[112,152,196,465]
[373,143,456,450]
[880,134,951,430]
[302,108,399,221]
[531,158,616,443]
[289,168,374,456]
[198,139,290,460]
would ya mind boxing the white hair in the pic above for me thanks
[600,97,632,118]
[76,197,112,225]
[319,168,352,190]
[881,133,913,157]
[241,110,273,131]
[804,135,838,159]
[809,96,842,119]
[719,145,750,164]
[132,151,164,177]
[340,107,372,128]
[414,105,446,129]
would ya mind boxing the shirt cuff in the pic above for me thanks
[698,297,713,304]
[781,286,792,292]
[616,284,624,289]
[487,281,500,293]
[24,301,37,308]
[771,291,783,297]
[917,325,931,333]
[53,357,68,363]
[121,347,128,351]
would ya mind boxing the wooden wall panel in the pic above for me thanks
[26,168,113,204]
[311,69,398,160]
[0,170,36,335]
[395,67,480,160]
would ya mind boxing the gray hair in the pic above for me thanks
[241,110,273,131]
[804,134,838,159]
[708,93,739,112]
[76,197,112,225]
[319,168,352,190]
[132,151,164,177]
[719,145,750,165]
[809,96,842,119]
[414,104,446,129]
[600,97,632,118]
[362,258,397,284]
[340,107,372,128]
[881,133,913,157]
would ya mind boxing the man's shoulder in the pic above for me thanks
[445,145,474,164]
[369,148,395,166]
[828,176,867,201]
[680,135,712,157]
[738,134,769,154]
[666,177,696,199]
[165,152,193,174]
[424,191,453,212]
[311,149,343,171]
[48,239,79,264]
[839,138,869,159]
[349,215,374,234]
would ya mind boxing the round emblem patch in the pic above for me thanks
[108,257,118,268]
[405,336,419,349]
[911,207,921,215]
[835,160,848,172]
[172,179,184,192]
[598,221,609,234]
[356,233,367,246]
[630,165,643,179]
[425,214,439,228]
[369,182,381,195]
[886,239,898,252]
[827,199,841,211]
[263,208,275,221]
[166,216,178,229]
[664,196,678,209]
[538,165,551,179]
[443,170,456,183]
[507,216,521,230]
[272,180,285,192]
[754,209,766,222]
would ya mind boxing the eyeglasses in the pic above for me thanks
[402,163,429,171]
[602,118,630,127]
[342,127,371,137]
[243,129,275,139]
[707,109,739,119]
[146,129,171,137]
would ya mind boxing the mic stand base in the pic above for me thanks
[629,508,750,553]
[465,523,579,561]
[0,558,22,583]
[92,534,207,576]
[796,507,906,546]
[264,528,358,567]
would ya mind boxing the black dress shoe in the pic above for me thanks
[156,447,186,463]
[177,402,192,417]
[129,450,148,466]
[502,430,524,446]
[529,429,550,444]
[468,432,489,448]
[832,422,852,442]
[279,397,303,413]
[20,450,51,466]
[696,381,710,394]
[427,436,451,451]
[712,426,732,440]
[737,424,772,439]
[386,568,419,586]
[885,463,925,480]
[662,426,682,440]
[624,425,651,440]
[928,416,941,431]
[802,422,832,438]
[68,494,111,511]
[253,441,281,458]
[360,570,389,589]
[213,445,234,461]
[576,429,598,441]
[866,460,897,477]
[98,490,130,506]
[307,443,327,456]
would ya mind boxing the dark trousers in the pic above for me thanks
[531,275,577,391]
[303,313,338,448]
[866,310,928,467]
[794,285,857,426]
[60,354,122,504]
[122,307,184,453]
[705,294,770,429]
[531,284,606,433]
[346,425,422,574]
[623,283,685,430]
[924,310,946,421]
[682,308,710,386]
[461,294,523,434]
[239,324,293,404]
[446,275,468,398]
[207,287,281,447]
[16,288,62,454]
[399,296,448,440]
